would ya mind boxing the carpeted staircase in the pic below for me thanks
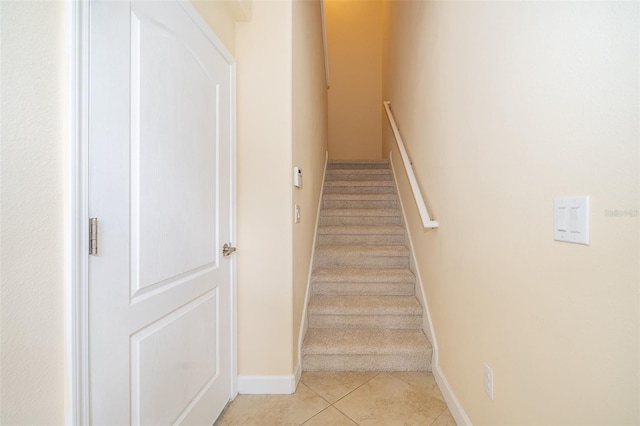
[301,160,433,371]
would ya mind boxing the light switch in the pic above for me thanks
[554,196,589,245]
[555,205,569,232]
[294,205,301,223]
[569,207,580,233]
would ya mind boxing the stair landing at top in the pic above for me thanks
[327,160,390,170]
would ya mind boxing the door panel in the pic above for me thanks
[89,1,234,424]
[131,290,219,425]
[130,6,220,298]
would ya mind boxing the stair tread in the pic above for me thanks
[308,295,422,315]
[317,225,405,235]
[327,175,392,182]
[327,160,389,170]
[312,268,415,283]
[328,160,389,165]
[317,245,409,256]
[322,208,400,217]
[327,169,392,175]
[324,186,395,195]
[326,180,395,186]
[323,193,397,200]
[302,329,431,355]
[304,159,432,372]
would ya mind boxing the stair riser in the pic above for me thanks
[317,234,406,246]
[315,254,409,269]
[327,163,389,170]
[323,193,396,199]
[312,282,414,296]
[320,216,401,226]
[323,199,397,209]
[302,354,432,372]
[324,186,395,195]
[327,169,392,176]
[326,174,392,182]
[308,315,422,329]
[326,181,395,187]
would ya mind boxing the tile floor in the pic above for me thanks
[215,371,456,426]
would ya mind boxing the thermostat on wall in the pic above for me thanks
[294,166,303,188]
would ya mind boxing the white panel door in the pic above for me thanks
[88,1,235,424]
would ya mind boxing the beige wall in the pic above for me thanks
[0,2,68,424]
[235,0,294,376]
[385,1,639,424]
[235,0,328,377]
[191,0,332,382]
[191,0,238,55]
[192,0,322,380]
[291,0,329,370]
[325,0,382,160]
[380,0,390,149]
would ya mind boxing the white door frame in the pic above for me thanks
[66,1,238,423]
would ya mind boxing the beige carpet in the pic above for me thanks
[301,160,432,371]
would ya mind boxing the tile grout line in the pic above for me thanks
[295,382,332,426]
[389,371,448,403]
[326,372,381,426]
[428,407,449,426]
[328,372,449,426]
[330,402,362,426]
[295,404,332,426]
[221,371,452,426]
[329,371,382,405]
[387,372,450,425]
[300,371,382,407]
[299,372,383,426]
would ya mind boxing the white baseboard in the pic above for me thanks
[237,374,297,395]
[294,362,302,388]
[433,364,472,426]
[389,152,470,423]
[389,152,438,356]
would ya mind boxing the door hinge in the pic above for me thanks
[89,217,98,255]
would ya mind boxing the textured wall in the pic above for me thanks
[191,0,238,55]
[0,2,68,424]
[385,1,639,424]
[292,0,329,371]
[235,0,329,377]
[325,0,383,160]
[235,0,295,375]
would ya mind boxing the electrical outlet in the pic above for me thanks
[483,363,494,400]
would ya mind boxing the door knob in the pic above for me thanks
[222,243,236,257]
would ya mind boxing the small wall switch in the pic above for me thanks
[483,363,494,401]
[294,205,301,223]
[554,196,589,245]
[294,166,303,188]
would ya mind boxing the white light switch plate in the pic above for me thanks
[294,205,301,223]
[483,363,494,401]
[554,196,589,245]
